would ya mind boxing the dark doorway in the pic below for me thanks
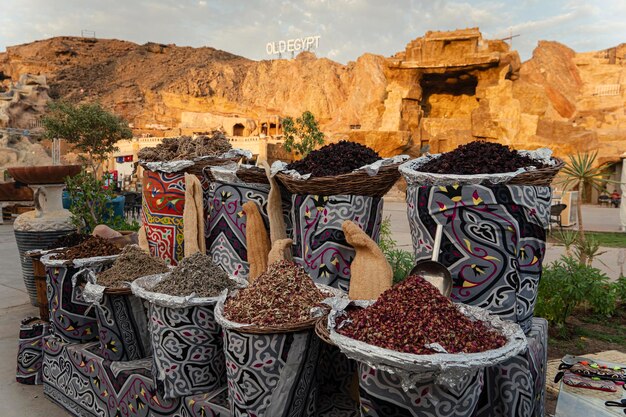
[420,72,478,118]
[233,123,245,136]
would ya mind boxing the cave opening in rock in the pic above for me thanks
[233,123,245,136]
[420,72,479,118]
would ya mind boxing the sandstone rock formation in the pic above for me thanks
[0,30,624,166]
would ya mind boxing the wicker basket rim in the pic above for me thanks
[276,161,403,183]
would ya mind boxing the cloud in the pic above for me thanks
[0,0,624,62]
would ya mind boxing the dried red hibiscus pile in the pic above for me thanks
[224,261,325,326]
[337,275,506,354]
[286,141,381,177]
[419,141,548,175]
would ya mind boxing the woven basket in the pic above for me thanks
[202,165,269,184]
[185,156,241,177]
[103,286,133,296]
[315,315,334,346]
[276,162,402,197]
[228,316,320,335]
[236,167,270,184]
[507,158,564,186]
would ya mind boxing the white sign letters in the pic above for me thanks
[266,35,321,55]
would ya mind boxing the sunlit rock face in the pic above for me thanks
[0,30,624,163]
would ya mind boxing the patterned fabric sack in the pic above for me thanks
[41,254,116,343]
[359,364,485,417]
[206,180,291,280]
[291,194,383,291]
[406,184,551,333]
[223,328,321,417]
[95,293,151,362]
[473,317,548,417]
[142,169,187,266]
[149,303,226,399]
[316,344,360,416]
[16,317,49,385]
[42,338,192,416]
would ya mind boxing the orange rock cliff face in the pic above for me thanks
[1,29,625,162]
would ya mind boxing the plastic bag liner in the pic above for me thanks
[214,290,334,417]
[326,298,527,391]
[204,163,292,280]
[16,317,50,385]
[131,273,245,399]
[399,148,555,186]
[291,194,383,291]
[404,184,551,333]
[40,252,118,343]
[141,149,253,174]
[83,278,151,362]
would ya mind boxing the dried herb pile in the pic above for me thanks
[52,236,121,261]
[419,141,547,175]
[224,261,325,326]
[152,252,235,297]
[337,275,506,354]
[97,245,169,289]
[286,141,381,177]
[47,232,90,250]
[138,131,232,162]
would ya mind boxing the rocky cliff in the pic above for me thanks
[0,31,624,163]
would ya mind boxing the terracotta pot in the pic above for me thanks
[7,165,82,185]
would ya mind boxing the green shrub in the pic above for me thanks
[536,256,614,329]
[378,217,414,283]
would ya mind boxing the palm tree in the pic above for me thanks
[560,152,612,261]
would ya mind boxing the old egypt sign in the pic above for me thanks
[266,35,321,55]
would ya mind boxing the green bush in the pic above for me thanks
[66,171,115,233]
[378,217,414,283]
[536,256,614,329]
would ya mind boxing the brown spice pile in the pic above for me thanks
[52,236,121,261]
[47,232,90,250]
[152,252,235,297]
[337,275,506,355]
[224,260,325,326]
[96,245,169,289]
[138,131,232,162]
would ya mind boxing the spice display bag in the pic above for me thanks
[16,317,50,385]
[40,253,117,343]
[359,363,484,417]
[327,299,526,395]
[142,169,187,266]
[404,184,551,333]
[473,317,548,417]
[316,343,360,416]
[205,166,292,280]
[83,279,152,362]
[215,295,322,417]
[42,338,189,417]
[291,194,383,291]
[131,274,228,399]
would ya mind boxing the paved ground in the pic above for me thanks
[0,224,67,417]
[0,203,623,416]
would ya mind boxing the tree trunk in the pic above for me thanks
[577,179,587,265]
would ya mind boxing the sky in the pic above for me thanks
[1,0,625,63]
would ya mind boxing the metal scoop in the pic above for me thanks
[409,224,453,297]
